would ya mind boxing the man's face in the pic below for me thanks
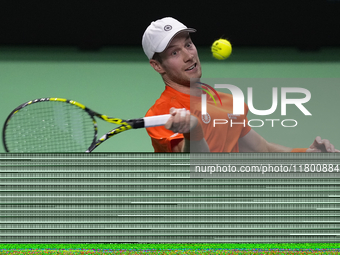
[157,32,202,86]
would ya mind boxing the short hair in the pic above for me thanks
[152,52,163,64]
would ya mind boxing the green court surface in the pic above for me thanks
[1,46,339,153]
[0,243,340,254]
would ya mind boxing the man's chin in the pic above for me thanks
[188,69,202,79]
[189,77,201,84]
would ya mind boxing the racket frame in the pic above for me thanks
[2,98,130,153]
[3,97,170,153]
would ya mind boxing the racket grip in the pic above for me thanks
[143,114,171,128]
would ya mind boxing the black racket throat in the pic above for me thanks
[125,118,145,129]
[89,111,145,129]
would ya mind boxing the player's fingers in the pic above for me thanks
[169,107,177,115]
[315,136,322,144]
[185,110,191,133]
[164,117,173,130]
[169,108,186,133]
[177,109,186,132]
[172,109,182,131]
[335,149,340,153]
[177,108,189,133]
[321,139,333,152]
[306,148,322,153]
[180,108,187,119]
[164,108,177,130]
[179,110,191,134]
[166,108,192,134]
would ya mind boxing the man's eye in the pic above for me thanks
[171,51,177,56]
[186,42,192,47]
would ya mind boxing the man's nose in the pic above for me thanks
[183,48,194,62]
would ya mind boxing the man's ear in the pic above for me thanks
[149,59,165,74]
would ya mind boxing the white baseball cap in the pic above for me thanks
[142,17,196,60]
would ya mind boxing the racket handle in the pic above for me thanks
[143,114,171,128]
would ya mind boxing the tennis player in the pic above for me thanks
[142,17,338,153]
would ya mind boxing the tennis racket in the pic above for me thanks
[2,98,171,153]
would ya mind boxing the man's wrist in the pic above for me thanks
[183,121,204,141]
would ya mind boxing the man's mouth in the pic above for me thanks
[185,63,197,71]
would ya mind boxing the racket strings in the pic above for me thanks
[4,101,95,152]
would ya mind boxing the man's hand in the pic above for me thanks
[164,107,209,152]
[164,107,197,134]
[306,136,340,152]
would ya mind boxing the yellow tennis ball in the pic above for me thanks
[211,39,232,60]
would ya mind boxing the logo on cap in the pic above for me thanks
[164,25,172,31]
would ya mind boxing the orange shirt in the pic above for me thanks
[145,85,251,152]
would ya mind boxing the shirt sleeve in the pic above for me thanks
[145,102,185,152]
[146,126,184,152]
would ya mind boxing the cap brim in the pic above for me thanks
[156,28,196,54]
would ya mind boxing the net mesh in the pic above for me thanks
[4,101,96,152]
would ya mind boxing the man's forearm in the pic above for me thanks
[266,142,293,152]
[182,138,210,152]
